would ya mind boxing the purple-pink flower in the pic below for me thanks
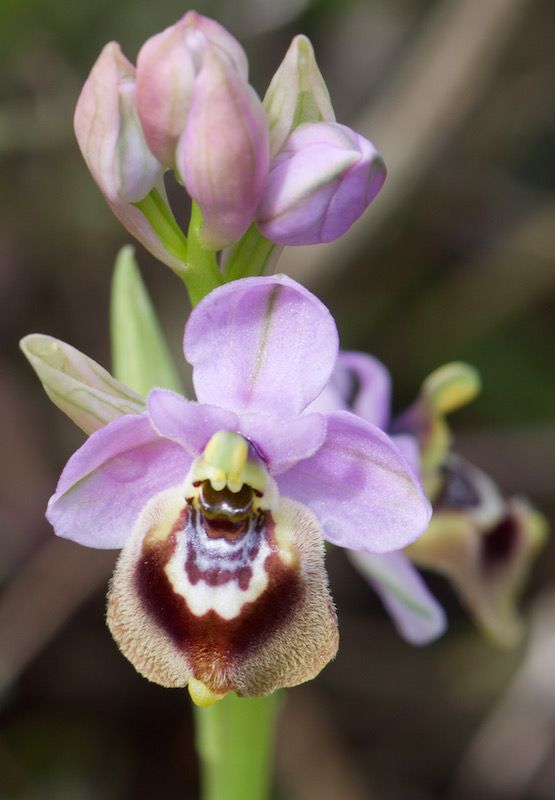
[44,275,430,698]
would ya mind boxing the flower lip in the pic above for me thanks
[107,484,339,696]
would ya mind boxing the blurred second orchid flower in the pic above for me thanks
[73,11,387,287]
[22,273,431,702]
[314,352,547,647]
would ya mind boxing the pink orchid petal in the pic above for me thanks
[147,389,239,455]
[239,411,327,475]
[277,410,431,553]
[334,351,391,428]
[391,434,421,479]
[185,274,339,416]
[307,350,391,430]
[347,550,446,645]
[47,414,191,549]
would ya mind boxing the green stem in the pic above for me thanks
[195,693,279,800]
[134,191,223,307]
[186,202,224,306]
[134,189,189,264]
[224,225,281,281]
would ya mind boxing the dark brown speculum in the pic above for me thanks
[198,479,255,532]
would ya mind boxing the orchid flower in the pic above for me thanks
[316,351,548,647]
[307,352,446,645]
[23,275,430,703]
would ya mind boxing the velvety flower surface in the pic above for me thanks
[44,275,430,697]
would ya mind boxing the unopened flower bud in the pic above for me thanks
[136,11,248,167]
[177,49,270,250]
[256,122,386,245]
[74,42,163,204]
[264,34,335,157]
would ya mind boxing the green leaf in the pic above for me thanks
[110,246,184,394]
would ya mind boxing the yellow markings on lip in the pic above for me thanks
[143,492,186,546]
[273,505,300,569]
[188,677,228,707]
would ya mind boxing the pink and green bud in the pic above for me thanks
[136,11,248,168]
[74,42,163,204]
[20,334,145,435]
[177,49,270,250]
[263,34,335,157]
[74,43,189,273]
[256,122,386,246]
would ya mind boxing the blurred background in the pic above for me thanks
[1,0,554,797]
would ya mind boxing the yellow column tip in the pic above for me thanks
[188,678,228,708]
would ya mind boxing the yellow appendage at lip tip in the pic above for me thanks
[188,677,228,708]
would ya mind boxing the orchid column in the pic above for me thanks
[19,10,506,800]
